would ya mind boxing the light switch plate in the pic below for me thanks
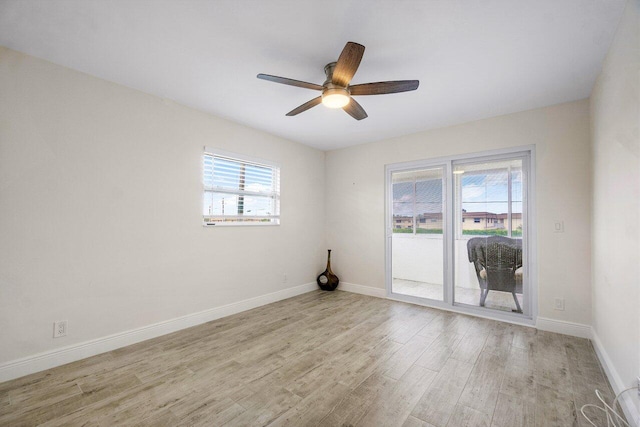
[554,298,565,311]
[553,221,564,233]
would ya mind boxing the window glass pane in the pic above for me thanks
[511,168,523,236]
[392,171,444,234]
[456,162,522,237]
[203,193,278,223]
[454,157,525,315]
[213,157,243,191]
[511,169,523,202]
[210,156,277,195]
[416,179,443,234]
[203,155,214,187]
[461,170,509,211]
[511,202,523,236]
[391,167,444,301]
[203,192,214,216]
[244,164,274,193]
[203,152,280,225]
[392,181,414,233]
[204,193,238,216]
[243,195,276,217]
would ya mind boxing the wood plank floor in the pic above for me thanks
[0,291,617,426]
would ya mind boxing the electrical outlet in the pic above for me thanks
[283,273,288,284]
[554,298,565,311]
[53,320,67,338]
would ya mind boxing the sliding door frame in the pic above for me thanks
[385,145,537,325]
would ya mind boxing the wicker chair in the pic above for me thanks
[467,236,523,313]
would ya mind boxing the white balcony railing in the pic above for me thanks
[391,234,479,290]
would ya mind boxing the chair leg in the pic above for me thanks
[480,289,488,307]
[512,292,523,313]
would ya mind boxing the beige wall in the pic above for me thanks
[0,47,326,364]
[590,0,640,416]
[326,99,592,325]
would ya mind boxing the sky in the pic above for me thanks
[393,169,523,217]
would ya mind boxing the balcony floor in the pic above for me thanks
[392,278,524,313]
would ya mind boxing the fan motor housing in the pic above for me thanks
[323,62,338,85]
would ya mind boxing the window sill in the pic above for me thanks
[203,222,280,227]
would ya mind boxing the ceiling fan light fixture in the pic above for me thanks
[322,87,350,109]
[258,41,419,119]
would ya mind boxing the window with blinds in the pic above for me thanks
[203,150,280,225]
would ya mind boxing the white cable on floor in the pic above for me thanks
[580,387,636,427]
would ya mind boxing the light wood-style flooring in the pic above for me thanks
[0,291,616,426]
[392,279,523,313]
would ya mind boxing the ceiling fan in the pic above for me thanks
[257,42,419,120]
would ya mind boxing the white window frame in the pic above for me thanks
[203,147,280,227]
[385,145,537,326]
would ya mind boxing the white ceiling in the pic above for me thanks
[0,0,626,150]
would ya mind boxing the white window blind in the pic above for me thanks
[203,151,280,225]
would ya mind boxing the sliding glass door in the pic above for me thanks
[386,149,533,321]
[453,157,528,314]
[390,166,446,301]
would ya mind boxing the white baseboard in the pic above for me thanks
[0,282,317,383]
[535,316,592,338]
[591,329,639,427]
[338,282,387,298]
[341,286,591,339]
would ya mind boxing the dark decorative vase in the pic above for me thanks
[317,249,339,291]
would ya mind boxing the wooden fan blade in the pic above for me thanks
[343,98,368,120]
[349,80,419,96]
[286,96,322,116]
[332,42,365,87]
[257,74,323,91]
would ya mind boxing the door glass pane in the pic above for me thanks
[391,167,444,300]
[454,159,526,314]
